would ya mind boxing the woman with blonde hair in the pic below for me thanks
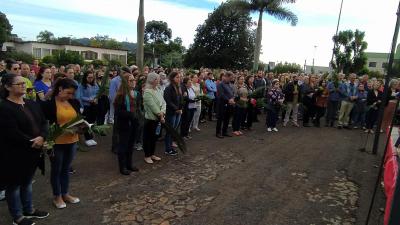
[143,72,166,164]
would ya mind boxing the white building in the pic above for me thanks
[365,52,389,74]
[2,41,128,64]
[305,65,331,74]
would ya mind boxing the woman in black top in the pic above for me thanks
[114,74,140,175]
[365,82,383,133]
[163,72,183,155]
[0,74,49,225]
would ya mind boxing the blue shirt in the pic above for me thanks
[339,82,357,101]
[327,81,340,101]
[34,80,51,95]
[205,79,217,100]
[109,76,122,103]
[81,83,99,106]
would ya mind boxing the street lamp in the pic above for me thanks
[312,45,317,73]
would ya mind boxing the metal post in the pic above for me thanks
[371,0,400,155]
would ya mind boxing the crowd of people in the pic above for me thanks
[0,57,399,225]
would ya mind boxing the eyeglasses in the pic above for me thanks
[12,82,26,86]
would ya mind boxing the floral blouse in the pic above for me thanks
[267,88,285,105]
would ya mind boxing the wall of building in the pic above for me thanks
[2,41,128,64]
[366,55,388,74]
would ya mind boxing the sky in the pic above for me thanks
[2,0,399,67]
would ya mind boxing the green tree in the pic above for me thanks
[233,0,298,71]
[184,1,255,69]
[331,29,368,74]
[161,51,183,68]
[144,20,172,44]
[37,30,55,43]
[0,12,12,50]
[273,62,302,73]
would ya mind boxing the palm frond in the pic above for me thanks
[163,122,186,153]
[96,66,110,99]
[266,4,298,26]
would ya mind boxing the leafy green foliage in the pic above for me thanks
[0,12,12,48]
[36,30,55,43]
[231,0,298,71]
[184,1,255,69]
[331,29,368,74]
[0,51,35,63]
[273,62,302,74]
[144,20,172,44]
[89,35,123,49]
[41,50,84,66]
[96,66,110,99]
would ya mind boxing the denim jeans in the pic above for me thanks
[165,113,181,152]
[266,105,279,128]
[50,143,77,196]
[232,106,246,132]
[6,175,34,221]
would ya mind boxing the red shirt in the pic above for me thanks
[31,65,40,75]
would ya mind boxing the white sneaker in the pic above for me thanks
[267,128,272,132]
[136,144,143,151]
[85,140,93,147]
[0,190,5,201]
[90,140,97,146]
[85,140,95,147]
[272,128,278,132]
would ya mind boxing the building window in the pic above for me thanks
[82,51,98,60]
[33,48,41,58]
[369,62,377,68]
[102,53,110,61]
[42,48,51,57]
[382,62,388,68]
[110,54,119,60]
[119,55,126,64]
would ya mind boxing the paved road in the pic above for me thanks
[0,120,386,225]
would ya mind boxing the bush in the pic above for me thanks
[41,55,57,64]
[90,59,105,68]
[107,59,122,68]
[0,51,35,63]
[52,50,84,66]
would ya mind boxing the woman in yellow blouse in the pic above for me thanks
[42,78,81,209]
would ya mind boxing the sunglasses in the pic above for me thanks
[12,67,20,71]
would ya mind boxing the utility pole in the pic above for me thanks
[136,0,145,73]
[330,0,344,70]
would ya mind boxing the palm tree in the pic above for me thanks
[233,0,298,71]
[136,0,145,73]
